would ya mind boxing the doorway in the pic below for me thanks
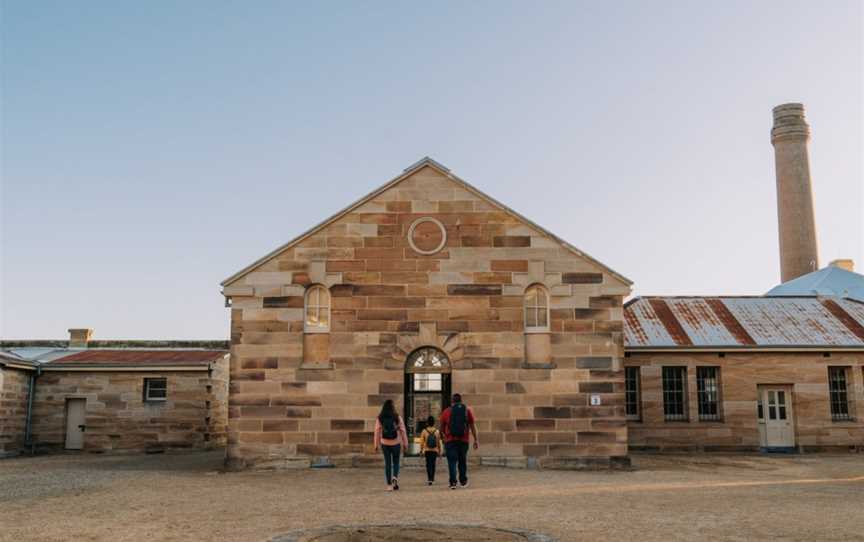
[404,347,451,455]
[757,386,795,450]
[65,398,86,450]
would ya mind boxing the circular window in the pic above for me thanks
[407,217,446,255]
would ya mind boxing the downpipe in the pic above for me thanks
[24,365,41,455]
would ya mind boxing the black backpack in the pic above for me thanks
[425,428,438,449]
[449,403,467,437]
[381,415,398,439]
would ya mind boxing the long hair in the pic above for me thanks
[378,399,398,422]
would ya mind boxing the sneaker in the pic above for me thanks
[427,481,433,486]
[449,484,457,490]
[392,477,399,491]
[460,481,469,488]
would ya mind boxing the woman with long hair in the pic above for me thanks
[373,399,408,491]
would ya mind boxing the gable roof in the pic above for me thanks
[47,349,227,367]
[766,265,864,302]
[221,157,632,287]
[624,296,864,350]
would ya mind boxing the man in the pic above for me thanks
[439,393,479,489]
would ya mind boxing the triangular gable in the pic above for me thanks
[222,157,633,287]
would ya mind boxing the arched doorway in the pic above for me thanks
[404,347,452,455]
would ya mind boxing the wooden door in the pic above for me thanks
[64,398,86,450]
[761,387,795,448]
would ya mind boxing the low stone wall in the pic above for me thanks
[0,366,31,457]
[31,365,228,453]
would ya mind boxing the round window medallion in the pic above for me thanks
[408,217,446,255]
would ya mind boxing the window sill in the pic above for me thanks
[831,418,857,424]
[524,329,550,335]
[304,328,330,334]
[144,398,167,403]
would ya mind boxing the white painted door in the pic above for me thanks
[761,387,794,448]
[65,398,86,450]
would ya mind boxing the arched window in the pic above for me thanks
[304,285,330,332]
[524,284,549,332]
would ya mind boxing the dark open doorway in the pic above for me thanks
[403,347,452,455]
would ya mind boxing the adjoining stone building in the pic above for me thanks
[0,330,229,455]
[623,292,864,452]
[222,157,633,469]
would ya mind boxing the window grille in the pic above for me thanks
[662,367,687,421]
[697,367,722,421]
[828,367,853,421]
[625,367,641,420]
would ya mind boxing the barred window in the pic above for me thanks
[625,367,641,420]
[144,378,167,402]
[828,367,852,421]
[662,366,688,421]
[697,367,722,421]
[304,285,330,332]
[524,285,550,332]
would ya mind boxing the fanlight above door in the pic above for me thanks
[406,347,451,373]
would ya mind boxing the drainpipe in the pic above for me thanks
[24,365,41,455]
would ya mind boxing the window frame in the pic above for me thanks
[523,284,551,333]
[696,366,722,422]
[662,366,688,422]
[304,284,331,333]
[828,366,853,422]
[625,366,641,421]
[143,378,168,402]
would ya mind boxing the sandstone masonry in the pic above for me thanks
[223,159,633,469]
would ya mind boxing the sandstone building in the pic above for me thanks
[222,157,633,469]
[0,331,229,456]
[624,291,864,452]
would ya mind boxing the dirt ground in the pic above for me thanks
[1,451,862,542]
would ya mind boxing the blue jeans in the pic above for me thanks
[445,441,469,486]
[382,444,401,484]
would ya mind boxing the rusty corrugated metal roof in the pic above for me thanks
[48,350,226,366]
[624,296,864,349]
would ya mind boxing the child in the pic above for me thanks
[419,415,443,485]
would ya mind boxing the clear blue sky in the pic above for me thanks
[1,1,861,339]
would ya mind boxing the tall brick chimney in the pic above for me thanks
[771,103,819,282]
[68,328,93,348]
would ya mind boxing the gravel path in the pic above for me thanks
[1,451,862,541]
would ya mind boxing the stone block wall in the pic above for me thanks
[0,366,31,457]
[225,164,631,469]
[31,362,229,452]
[626,352,864,452]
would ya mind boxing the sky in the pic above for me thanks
[1,1,862,339]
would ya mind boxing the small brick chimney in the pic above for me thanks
[829,259,855,272]
[68,328,93,348]
[772,103,819,283]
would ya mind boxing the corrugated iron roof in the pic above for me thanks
[48,350,227,366]
[624,296,864,349]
